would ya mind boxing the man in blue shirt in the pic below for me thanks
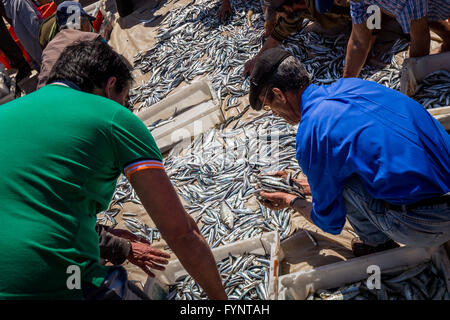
[250,47,450,256]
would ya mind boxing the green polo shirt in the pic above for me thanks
[0,84,162,299]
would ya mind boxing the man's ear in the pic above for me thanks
[272,87,286,103]
[104,76,117,99]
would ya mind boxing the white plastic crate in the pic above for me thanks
[136,79,224,153]
[144,231,281,300]
[277,245,450,300]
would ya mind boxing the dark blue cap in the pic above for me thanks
[315,0,334,13]
[56,1,96,29]
[249,47,292,110]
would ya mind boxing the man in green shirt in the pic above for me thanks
[0,40,227,300]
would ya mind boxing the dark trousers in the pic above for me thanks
[0,2,29,70]
[82,266,151,300]
[115,0,134,17]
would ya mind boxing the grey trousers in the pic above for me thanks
[343,176,450,248]
[1,0,42,66]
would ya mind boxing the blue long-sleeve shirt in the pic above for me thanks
[296,78,450,235]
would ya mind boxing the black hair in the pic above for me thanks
[47,39,133,94]
[261,56,310,103]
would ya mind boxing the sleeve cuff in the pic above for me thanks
[310,209,345,235]
[97,225,133,265]
[124,159,165,180]
[108,238,131,265]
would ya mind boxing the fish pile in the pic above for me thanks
[306,261,450,300]
[164,112,302,246]
[257,174,305,198]
[167,252,272,300]
[96,0,450,300]
[96,175,141,228]
[414,70,450,109]
[98,112,300,246]
[130,0,264,111]
[122,214,162,245]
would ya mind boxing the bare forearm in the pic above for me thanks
[166,217,226,300]
[264,15,278,36]
[343,24,373,78]
[409,33,430,57]
[244,36,281,74]
[343,37,371,78]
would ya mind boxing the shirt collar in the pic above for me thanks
[299,83,319,116]
[48,79,81,91]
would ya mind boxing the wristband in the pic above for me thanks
[289,196,302,209]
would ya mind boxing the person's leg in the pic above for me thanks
[2,0,42,65]
[343,175,450,249]
[382,201,450,248]
[0,17,31,69]
[0,10,31,81]
[342,175,394,246]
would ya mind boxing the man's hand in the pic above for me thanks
[217,0,233,22]
[108,228,170,277]
[259,191,298,210]
[266,170,289,180]
[243,57,257,76]
[127,241,170,277]
[266,171,312,196]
